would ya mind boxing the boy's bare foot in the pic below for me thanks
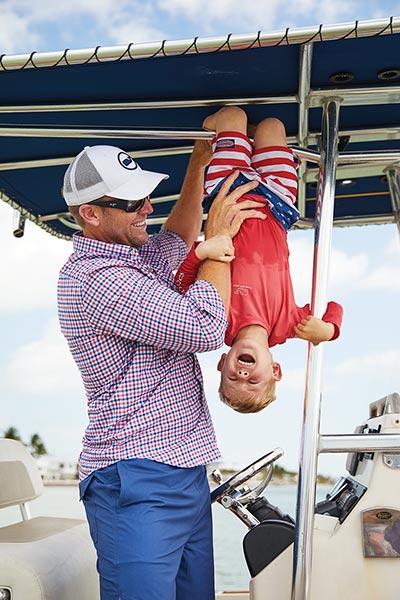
[202,112,218,132]
[202,106,248,134]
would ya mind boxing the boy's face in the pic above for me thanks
[217,338,282,402]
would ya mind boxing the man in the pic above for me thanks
[58,142,263,600]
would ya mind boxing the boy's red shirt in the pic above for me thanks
[174,199,343,347]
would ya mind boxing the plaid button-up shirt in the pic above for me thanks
[58,229,225,481]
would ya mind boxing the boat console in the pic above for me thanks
[212,392,400,600]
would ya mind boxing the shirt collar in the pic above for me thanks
[72,231,138,261]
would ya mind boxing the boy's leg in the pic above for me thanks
[203,106,247,135]
[203,107,254,197]
[251,117,298,206]
[253,117,288,149]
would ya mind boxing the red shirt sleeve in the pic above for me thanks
[174,243,203,294]
[322,301,343,341]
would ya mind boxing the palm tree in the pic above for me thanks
[29,433,47,458]
[3,428,48,458]
[3,426,22,441]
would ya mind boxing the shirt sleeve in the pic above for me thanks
[174,243,203,294]
[140,229,189,273]
[322,301,343,341]
[81,264,227,354]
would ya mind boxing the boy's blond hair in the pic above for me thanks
[218,380,277,414]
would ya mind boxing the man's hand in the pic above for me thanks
[205,171,266,239]
[190,139,213,169]
[294,316,335,346]
[195,235,235,262]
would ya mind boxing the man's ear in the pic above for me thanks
[217,354,226,372]
[272,362,282,382]
[79,204,101,227]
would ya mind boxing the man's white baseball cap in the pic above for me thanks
[63,145,169,206]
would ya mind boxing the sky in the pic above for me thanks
[0,0,399,478]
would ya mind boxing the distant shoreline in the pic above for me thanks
[44,479,78,486]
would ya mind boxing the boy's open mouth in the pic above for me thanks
[238,354,255,365]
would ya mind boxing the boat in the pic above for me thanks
[0,16,399,600]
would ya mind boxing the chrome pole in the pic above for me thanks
[296,43,313,218]
[319,433,400,453]
[385,166,400,237]
[0,95,296,113]
[291,98,341,600]
[1,18,398,72]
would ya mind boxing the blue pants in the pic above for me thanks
[80,459,215,600]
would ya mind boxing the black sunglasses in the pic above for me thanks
[89,196,150,213]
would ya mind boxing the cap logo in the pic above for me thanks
[117,152,138,170]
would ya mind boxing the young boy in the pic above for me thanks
[175,107,343,414]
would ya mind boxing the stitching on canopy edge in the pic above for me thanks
[0,17,399,72]
[0,191,72,240]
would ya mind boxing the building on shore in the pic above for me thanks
[35,456,78,481]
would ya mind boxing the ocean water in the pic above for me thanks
[0,483,332,593]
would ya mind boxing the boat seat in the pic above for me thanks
[243,519,295,577]
[0,438,99,600]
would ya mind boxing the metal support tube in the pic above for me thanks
[1,85,398,112]
[221,498,260,529]
[0,146,193,172]
[0,126,213,140]
[291,98,341,600]
[338,151,400,165]
[309,85,400,107]
[385,166,400,237]
[320,433,400,453]
[296,43,313,217]
[0,95,296,113]
[19,503,30,521]
[1,18,398,72]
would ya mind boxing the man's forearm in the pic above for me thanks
[197,259,231,315]
[163,141,211,246]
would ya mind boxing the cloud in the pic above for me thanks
[354,228,400,291]
[280,367,306,390]
[0,7,39,53]
[2,0,400,57]
[288,235,368,301]
[4,317,83,395]
[155,0,395,39]
[333,350,400,378]
[0,0,166,53]
[385,234,400,257]
[360,265,400,291]
[288,229,400,299]
[0,204,71,313]
[288,0,359,25]
[108,22,166,45]
[362,233,400,290]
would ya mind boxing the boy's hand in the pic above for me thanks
[205,171,266,239]
[195,235,235,262]
[294,316,335,346]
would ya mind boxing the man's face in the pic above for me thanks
[87,197,154,248]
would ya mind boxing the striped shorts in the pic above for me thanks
[204,131,300,231]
